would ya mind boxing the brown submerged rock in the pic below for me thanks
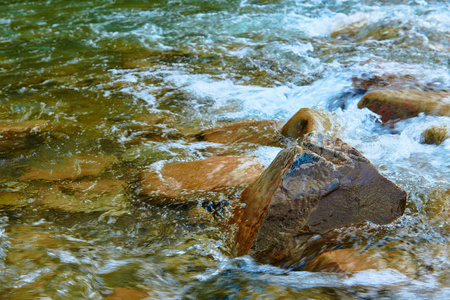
[0,120,49,157]
[192,119,284,147]
[104,288,148,300]
[36,179,128,213]
[124,114,184,145]
[19,154,118,181]
[352,73,424,92]
[420,126,448,145]
[358,89,450,122]
[139,156,264,202]
[281,108,331,139]
[231,132,406,268]
[304,248,415,275]
[0,192,28,210]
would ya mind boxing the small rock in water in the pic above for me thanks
[138,156,264,204]
[420,126,448,145]
[358,89,450,122]
[281,108,331,140]
[425,188,450,231]
[230,132,406,268]
[192,119,284,147]
[330,20,368,40]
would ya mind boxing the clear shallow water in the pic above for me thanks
[1,0,450,299]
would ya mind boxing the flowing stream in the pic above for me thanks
[1,0,450,299]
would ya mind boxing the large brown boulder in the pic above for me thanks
[139,156,264,203]
[281,108,331,139]
[192,119,284,147]
[358,89,450,122]
[231,132,406,268]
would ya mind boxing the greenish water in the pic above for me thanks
[1,0,450,299]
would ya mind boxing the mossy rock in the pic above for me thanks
[420,127,448,145]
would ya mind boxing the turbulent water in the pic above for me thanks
[1,0,450,299]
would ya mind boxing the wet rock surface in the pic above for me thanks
[35,179,129,213]
[352,73,427,92]
[358,89,450,122]
[231,132,406,268]
[420,126,448,145]
[0,192,28,210]
[123,114,185,145]
[0,120,49,157]
[103,287,148,300]
[191,119,284,147]
[281,108,331,140]
[304,248,415,275]
[138,156,265,203]
[19,154,119,181]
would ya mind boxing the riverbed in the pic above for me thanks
[1,0,450,298]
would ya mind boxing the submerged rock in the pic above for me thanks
[104,288,148,300]
[0,192,28,210]
[124,114,184,145]
[352,73,425,92]
[330,20,368,40]
[231,132,406,268]
[425,189,450,232]
[358,89,450,122]
[19,154,118,181]
[0,120,49,157]
[281,108,331,140]
[304,248,415,275]
[36,179,128,213]
[192,119,284,147]
[420,126,448,145]
[138,156,264,203]
[5,225,63,266]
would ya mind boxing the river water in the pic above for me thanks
[1,0,450,299]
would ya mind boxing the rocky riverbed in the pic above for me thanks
[1,0,450,299]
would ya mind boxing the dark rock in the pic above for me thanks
[358,89,450,122]
[231,132,406,268]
